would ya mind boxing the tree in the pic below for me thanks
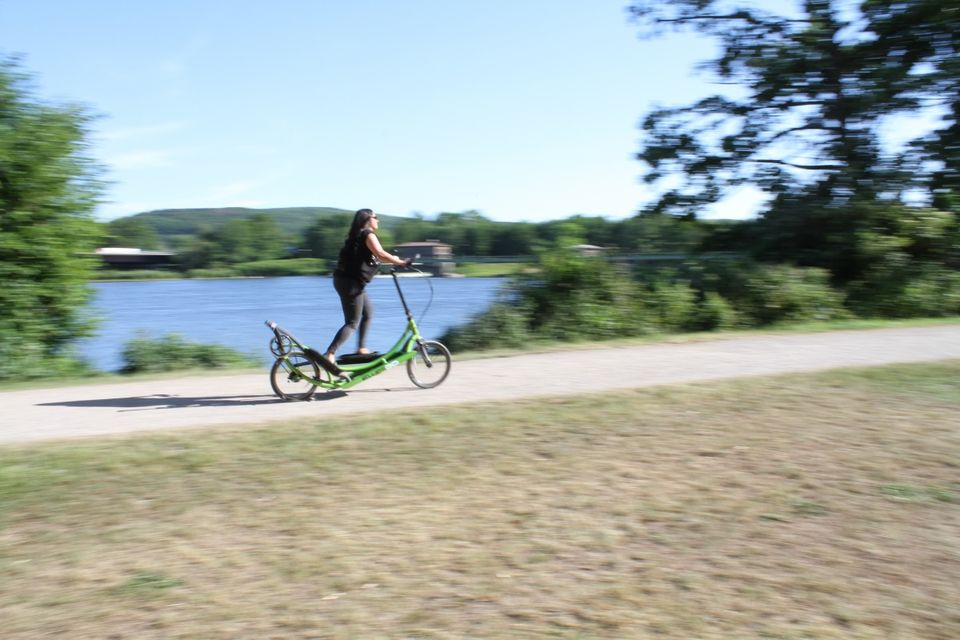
[458,211,494,255]
[631,0,896,214]
[628,0,958,282]
[104,216,160,249]
[615,215,705,254]
[302,212,353,260]
[214,218,256,264]
[392,212,432,245]
[245,212,287,261]
[859,0,960,212]
[196,214,289,266]
[174,225,217,271]
[490,222,535,256]
[538,220,587,249]
[0,60,103,378]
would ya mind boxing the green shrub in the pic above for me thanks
[900,271,960,316]
[0,344,99,382]
[441,253,855,352]
[522,251,654,341]
[536,290,648,341]
[689,292,739,331]
[121,333,260,374]
[736,264,850,325]
[440,299,532,352]
[849,263,960,318]
[444,251,665,350]
[680,258,849,326]
[641,279,699,332]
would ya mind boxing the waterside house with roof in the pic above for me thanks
[95,247,175,269]
[393,241,454,276]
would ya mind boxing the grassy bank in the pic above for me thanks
[93,258,329,281]
[453,262,533,277]
[92,259,524,281]
[2,361,958,638]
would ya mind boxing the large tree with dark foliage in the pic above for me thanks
[859,0,960,211]
[629,0,959,283]
[0,60,103,378]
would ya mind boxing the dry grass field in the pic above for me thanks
[1,361,958,639]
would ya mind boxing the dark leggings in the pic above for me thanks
[325,272,373,355]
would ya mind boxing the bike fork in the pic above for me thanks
[415,339,435,368]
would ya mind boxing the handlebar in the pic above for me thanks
[389,262,422,275]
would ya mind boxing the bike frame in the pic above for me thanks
[266,269,429,391]
[320,318,423,389]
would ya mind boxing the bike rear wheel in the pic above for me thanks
[271,351,321,400]
[406,340,451,389]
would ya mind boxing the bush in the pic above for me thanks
[536,289,649,341]
[441,299,533,352]
[121,333,260,374]
[444,251,667,351]
[689,292,739,331]
[440,253,860,353]
[678,258,848,326]
[0,345,100,382]
[641,279,699,332]
[900,271,960,316]
[444,254,743,351]
[441,251,652,350]
[736,264,850,325]
[849,262,960,318]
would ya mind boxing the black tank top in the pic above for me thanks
[335,229,380,283]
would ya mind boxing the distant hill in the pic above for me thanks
[121,206,365,239]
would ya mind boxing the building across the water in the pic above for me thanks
[393,241,454,277]
[95,247,175,269]
[569,244,608,257]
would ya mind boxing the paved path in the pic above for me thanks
[1,325,958,445]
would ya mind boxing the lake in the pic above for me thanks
[78,276,506,372]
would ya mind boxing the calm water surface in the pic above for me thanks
[79,276,505,372]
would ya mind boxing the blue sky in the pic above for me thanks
[1,0,769,222]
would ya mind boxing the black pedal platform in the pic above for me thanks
[303,347,347,377]
[337,351,381,365]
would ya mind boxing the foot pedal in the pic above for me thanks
[337,351,381,365]
[303,347,348,378]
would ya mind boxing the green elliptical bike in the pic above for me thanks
[265,266,452,400]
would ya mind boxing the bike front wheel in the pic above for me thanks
[407,340,451,389]
[270,351,321,401]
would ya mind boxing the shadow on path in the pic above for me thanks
[38,391,347,411]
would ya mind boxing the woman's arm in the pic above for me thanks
[366,233,408,266]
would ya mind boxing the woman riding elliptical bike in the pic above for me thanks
[323,208,410,364]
